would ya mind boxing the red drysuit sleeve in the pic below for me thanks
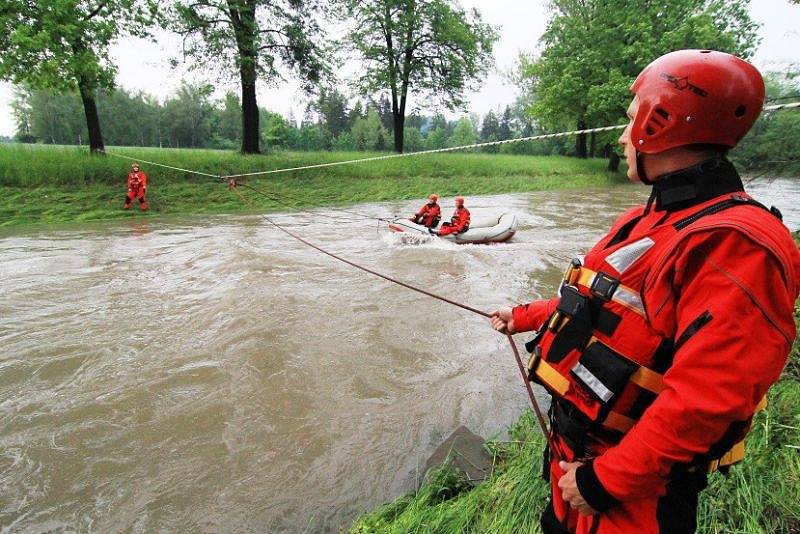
[141,172,148,189]
[584,229,798,503]
[512,298,559,333]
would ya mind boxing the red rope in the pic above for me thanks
[230,184,555,450]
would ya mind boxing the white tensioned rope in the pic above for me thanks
[101,101,799,179]
[100,150,222,178]
[223,101,800,179]
[224,125,627,179]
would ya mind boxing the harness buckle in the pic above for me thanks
[590,271,620,302]
[561,258,582,290]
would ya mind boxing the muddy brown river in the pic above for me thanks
[1,178,798,532]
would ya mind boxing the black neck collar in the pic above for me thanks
[647,158,744,212]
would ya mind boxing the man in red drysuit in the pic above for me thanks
[437,196,470,236]
[490,50,800,533]
[124,163,149,211]
[410,194,442,228]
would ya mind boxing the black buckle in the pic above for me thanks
[557,285,587,316]
[590,272,619,302]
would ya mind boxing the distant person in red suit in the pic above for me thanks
[410,194,442,228]
[437,196,470,236]
[124,163,148,211]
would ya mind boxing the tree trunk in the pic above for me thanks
[393,112,405,153]
[589,131,596,158]
[605,143,620,172]
[230,1,260,154]
[575,119,587,158]
[240,65,259,154]
[78,78,105,154]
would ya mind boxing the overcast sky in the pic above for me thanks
[1,0,798,137]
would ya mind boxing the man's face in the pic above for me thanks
[618,97,640,183]
[132,166,139,172]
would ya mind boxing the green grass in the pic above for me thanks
[352,296,800,533]
[0,144,623,227]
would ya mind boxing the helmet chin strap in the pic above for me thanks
[636,151,654,185]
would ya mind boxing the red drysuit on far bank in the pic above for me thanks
[125,169,148,211]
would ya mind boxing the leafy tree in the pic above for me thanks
[426,127,448,149]
[342,0,497,153]
[331,131,356,151]
[162,83,215,148]
[218,92,242,144]
[519,0,760,160]
[480,109,500,152]
[313,89,351,137]
[171,0,328,154]
[403,126,425,151]
[351,109,390,151]
[499,106,514,141]
[449,117,476,148]
[260,109,295,149]
[0,0,157,152]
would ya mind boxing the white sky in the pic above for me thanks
[1,0,798,137]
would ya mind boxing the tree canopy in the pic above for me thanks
[519,0,761,159]
[170,0,329,153]
[0,0,158,152]
[341,0,498,153]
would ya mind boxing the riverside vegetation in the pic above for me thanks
[351,237,800,533]
[0,144,623,227]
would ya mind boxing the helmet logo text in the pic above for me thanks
[660,73,708,97]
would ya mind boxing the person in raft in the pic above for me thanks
[410,194,442,228]
[436,196,470,236]
[124,162,149,211]
[489,49,800,534]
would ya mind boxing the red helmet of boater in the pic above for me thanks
[629,49,764,154]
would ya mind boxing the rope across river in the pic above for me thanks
[97,100,800,446]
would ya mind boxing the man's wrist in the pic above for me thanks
[575,463,620,513]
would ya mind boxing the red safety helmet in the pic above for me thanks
[428,194,439,202]
[455,196,465,205]
[630,50,765,154]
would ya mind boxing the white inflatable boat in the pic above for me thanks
[388,213,519,244]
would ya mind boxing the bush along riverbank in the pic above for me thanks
[0,144,625,227]
[351,305,800,533]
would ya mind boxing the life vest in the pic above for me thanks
[128,171,147,194]
[416,203,441,227]
[526,191,783,472]
[450,206,470,232]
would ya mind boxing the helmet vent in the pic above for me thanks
[735,105,747,117]
[645,108,671,136]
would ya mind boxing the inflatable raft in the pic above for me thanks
[388,213,519,244]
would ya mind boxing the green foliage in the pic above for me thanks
[351,110,391,151]
[732,71,800,174]
[449,118,477,148]
[0,0,156,93]
[342,0,498,151]
[169,0,327,90]
[519,0,761,156]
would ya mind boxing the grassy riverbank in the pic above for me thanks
[352,301,800,532]
[0,144,622,227]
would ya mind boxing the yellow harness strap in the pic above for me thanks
[630,366,665,394]
[707,395,768,472]
[532,358,570,396]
